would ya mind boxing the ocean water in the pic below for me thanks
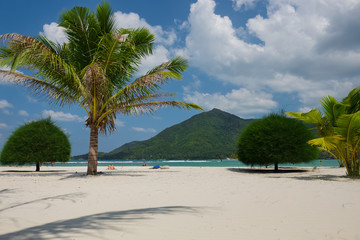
[54,159,340,168]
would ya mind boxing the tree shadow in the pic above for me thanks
[59,169,180,180]
[1,170,67,173]
[283,174,349,182]
[0,170,148,180]
[227,167,309,174]
[58,171,148,180]
[0,170,69,179]
[0,206,199,240]
[227,168,349,181]
[0,188,17,195]
[0,192,87,213]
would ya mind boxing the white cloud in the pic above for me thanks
[0,123,8,129]
[131,127,157,133]
[113,11,176,46]
[232,0,259,10]
[137,45,170,76]
[182,0,360,108]
[298,106,313,113]
[113,11,177,76]
[184,88,277,117]
[183,75,201,92]
[18,110,29,116]
[266,73,354,106]
[0,99,12,115]
[2,109,11,115]
[62,128,71,136]
[26,96,38,103]
[0,100,13,109]
[42,110,86,122]
[41,22,68,44]
[115,119,125,127]
[0,67,22,85]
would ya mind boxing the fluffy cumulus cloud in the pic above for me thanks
[182,0,360,110]
[131,127,156,133]
[42,110,86,122]
[0,123,8,129]
[0,100,13,109]
[18,110,29,116]
[184,88,277,117]
[41,22,68,44]
[0,99,13,115]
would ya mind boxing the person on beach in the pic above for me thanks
[107,165,115,170]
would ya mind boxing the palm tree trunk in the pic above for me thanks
[87,125,99,175]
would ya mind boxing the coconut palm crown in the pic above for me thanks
[0,1,203,175]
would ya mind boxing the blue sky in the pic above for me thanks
[1,0,360,155]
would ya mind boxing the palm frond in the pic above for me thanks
[335,112,360,143]
[96,99,203,133]
[343,87,360,113]
[125,27,155,59]
[99,57,188,116]
[287,109,322,125]
[308,135,344,159]
[0,70,83,107]
[113,100,203,116]
[1,33,88,102]
[147,56,189,80]
[59,6,100,69]
[96,1,116,34]
[95,32,134,83]
[320,95,346,124]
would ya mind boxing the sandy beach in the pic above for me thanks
[0,166,359,240]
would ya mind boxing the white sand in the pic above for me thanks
[0,166,359,240]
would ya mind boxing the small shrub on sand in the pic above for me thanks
[237,112,318,171]
[0,119,71,171]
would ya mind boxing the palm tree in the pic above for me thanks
[287,88,360,177]
[307,112,360,177]
[0,1,203,175]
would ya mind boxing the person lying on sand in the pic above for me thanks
[107,165,115,170]
[150,165,170,169]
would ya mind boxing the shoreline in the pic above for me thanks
[0,166,359,239]
[0,158,341,169]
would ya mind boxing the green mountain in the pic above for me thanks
[73,108,254,160]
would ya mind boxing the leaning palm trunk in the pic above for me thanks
[344,146,360,177]
[0,2,203,175]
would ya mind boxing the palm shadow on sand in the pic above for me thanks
[0,206,199,240]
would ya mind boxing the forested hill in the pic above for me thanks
[73,108,254,160]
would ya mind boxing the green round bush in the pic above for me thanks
[0,119,71,171]
[237,113,318,170]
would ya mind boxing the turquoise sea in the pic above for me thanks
[54,159,340,168]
